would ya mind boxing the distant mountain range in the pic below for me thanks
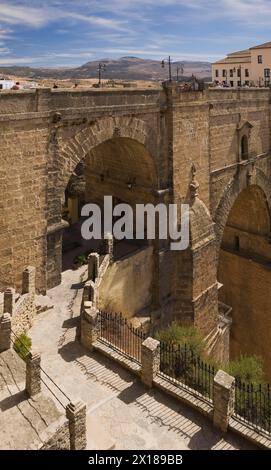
[0,57,212,81]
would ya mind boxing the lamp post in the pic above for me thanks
[98,63,106,87]
[233,65,242,88]
[161,56,172,82]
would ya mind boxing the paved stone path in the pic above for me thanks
[29,267,256,450]
[0,349,61,450]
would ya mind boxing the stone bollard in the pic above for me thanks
[81,305,100,351]
[66,400,87,450]
[88,253,99,282]
[0,313,11,352]
[213,369,235,432]
[4,288,15,316]
[141,337,160,388]
[22,266,36,295]
[26,352,41,397]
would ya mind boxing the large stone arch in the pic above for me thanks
[57,116,159,195]
[214,166,271,254]
[46,115,160,290]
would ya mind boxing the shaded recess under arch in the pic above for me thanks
[217,184,271,380]
[61,135,158,271]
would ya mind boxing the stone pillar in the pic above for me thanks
[22,266,36,295]
[213,370,235,432]
[141,337,160,388]
[26,352,41,397]
[66,400,87,450]
[4,288,15,315]
[81,305,100,350]
[0,313,11,352]
[82,281,96,306]
[88,253,99,281]
[103,234,113,261]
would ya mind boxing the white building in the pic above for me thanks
[0,79,15,90]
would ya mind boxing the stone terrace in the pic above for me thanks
[27,267,256,450]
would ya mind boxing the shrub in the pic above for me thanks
[225,355,265,385]
[13,333,32,361]
[73,254,87,266]
[156,322,204,356]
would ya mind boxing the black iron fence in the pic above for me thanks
[95,311,271,435]
[98,311,146,364]
[159,342,215,402]
[234,380,271,435]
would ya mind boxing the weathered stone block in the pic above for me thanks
[66,400,87,450]
[26,352,41,397]
[22,266,36,295]
[141,337,160,388]
[0,313,11,352]
[213,369,235,432]
[4,288,15,315]
[80,305,100,350]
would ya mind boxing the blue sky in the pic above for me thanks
[1,0,271,67]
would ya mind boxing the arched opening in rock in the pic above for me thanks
[62,137,157,270]
[241,135,249,160]
[218,185,271,379]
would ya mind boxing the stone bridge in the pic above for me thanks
[1,84,271,371]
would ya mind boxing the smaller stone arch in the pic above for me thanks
[214,166,271,255]
[237,120,253,161]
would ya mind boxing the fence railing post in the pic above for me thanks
[66,400,87,450]
[141,337,160,388]
[81,304,100,350]
[213,369,235,432]
[103,234,114,261]
[81,281,97,309]
[22,266,36,295]
[25,352,41,397]
[4,288,15,316]
[0,313,11,352]
[88,253,99,281]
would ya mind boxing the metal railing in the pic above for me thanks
[11,329,71,409]
[159,342,215,402]
[98,311,146,364]
[234,380,271,435]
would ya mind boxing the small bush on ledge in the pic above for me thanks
[13,333,32,361]
[156,322,205,356]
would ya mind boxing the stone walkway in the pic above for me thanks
[29,267,256,450]
[0,349,61,450]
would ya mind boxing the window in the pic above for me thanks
[241,135,248,160]
[264,68,270,78]
[258,55,263,63]
[245,69,249,77]
[215,69,219,77]
[237,68,241,77]
[230,69,233,77]
[245,81,250,86]
[222,69,227,77]
[230,81,234,87]
[234,236,240,252]
[237,81,241,87]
